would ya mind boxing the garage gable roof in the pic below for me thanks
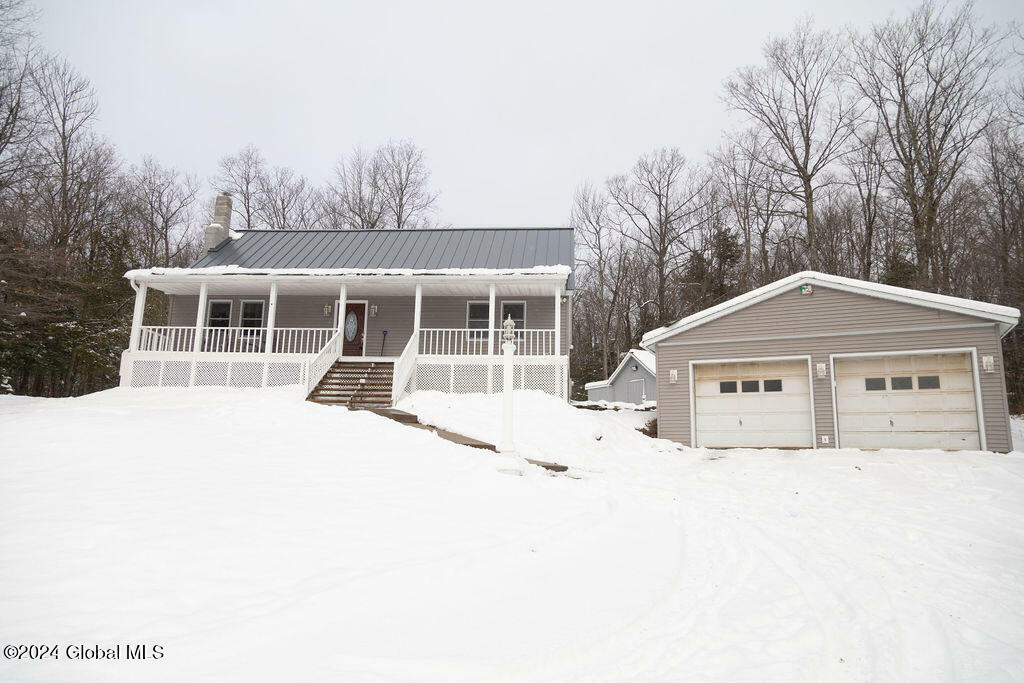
[641,271,1021,348]
[584,349,656,390]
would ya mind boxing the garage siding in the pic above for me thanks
[654,286,1012,452]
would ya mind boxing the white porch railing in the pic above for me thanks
[418,328,557,356]
[391,333,419,404]
[305,330,343,395]
[138,326,336,355]
[138,326,196,352]
[272,328,336,354]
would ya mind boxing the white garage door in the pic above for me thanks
[693,359,813,448]
[834,352,980,450]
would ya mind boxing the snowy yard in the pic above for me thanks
[2,389,1024,681]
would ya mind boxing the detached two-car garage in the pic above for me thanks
[644,272,1018,453]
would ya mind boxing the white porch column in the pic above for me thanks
[337,284,348,333]
[413,283,422,343]
[488,283,496,356]
[192,282,209,353]
[265,281,278,353]
[189,282,208,386]
[262,281,278,387]
[128,281,147,352]
[554,284,562,356]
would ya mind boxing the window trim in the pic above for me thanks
[239,299,266,328]
[206,299,233,328]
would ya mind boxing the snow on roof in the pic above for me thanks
[630,349,656,375]
[641,271,1021,347]
[125,264,572,279]
[586,349,657,391]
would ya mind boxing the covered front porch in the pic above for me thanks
[120,270,571,402]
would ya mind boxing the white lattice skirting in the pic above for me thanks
[405,356,569,402]
[120,353,309,389]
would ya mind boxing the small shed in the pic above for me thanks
[585,349,657,404]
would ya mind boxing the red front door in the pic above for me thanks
[341,303,365,356]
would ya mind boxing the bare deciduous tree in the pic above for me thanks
[607,148,710,326]
[378,139,438,229]
[126,156,199,267]
[724,18,853,270]
[322,146,387,230]
[850,1,1004,289]
[256,165,320,230]
[214,144,265,230]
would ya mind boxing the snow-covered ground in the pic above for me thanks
[2,388,1024,682]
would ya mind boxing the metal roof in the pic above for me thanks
[192,227,575,288]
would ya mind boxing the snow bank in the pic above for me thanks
[398,390,675,469]
[3,389,1024,681]
[573,398,657,411]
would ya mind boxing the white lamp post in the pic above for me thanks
[497,314,517,454]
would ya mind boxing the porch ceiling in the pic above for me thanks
[138,274,569,297]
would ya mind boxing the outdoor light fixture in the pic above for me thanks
[323,304,332,317]
[631,364,638,372]
[370,305,378,317]
[982,355,995,372]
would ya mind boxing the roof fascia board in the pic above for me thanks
[642,274,1019,347]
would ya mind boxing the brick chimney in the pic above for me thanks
[204,192,233,252]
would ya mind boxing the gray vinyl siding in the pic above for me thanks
[653,285,1013,453]
[587,364,657,403]
[167,293,570,357]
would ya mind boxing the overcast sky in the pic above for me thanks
[36,0,1023,227]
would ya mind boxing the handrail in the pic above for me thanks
[305,330,342,395]
[391,333,418,404]
[137,325,335,354]
[418,327,558,356]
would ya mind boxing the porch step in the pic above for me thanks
[307,361,396,409]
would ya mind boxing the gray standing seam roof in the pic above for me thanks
[192,227,576,288]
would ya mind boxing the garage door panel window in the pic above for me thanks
[865,377,886,391]
[891,376,913,390]
[917,375,940,389]
[719,381,737,393]
[764,379,782,392]
[741,380,760,392]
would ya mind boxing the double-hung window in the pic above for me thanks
[240,301,264,329]
[467,302,490,339]
[207,301,231,327]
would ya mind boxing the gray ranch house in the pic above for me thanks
[120,194,573,407]
[642,272,1020,453]
[585,349,656,405]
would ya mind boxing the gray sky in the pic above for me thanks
[36,0,1023,227]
